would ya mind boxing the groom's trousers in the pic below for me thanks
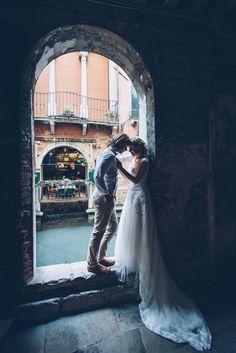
[87,193,118,267]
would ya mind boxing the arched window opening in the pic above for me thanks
[33,51,143,268]
[21,25,155,281]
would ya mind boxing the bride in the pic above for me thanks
[115,137,212,351]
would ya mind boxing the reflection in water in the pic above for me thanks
[36,220,116,267]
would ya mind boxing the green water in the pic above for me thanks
[36,221,116,267]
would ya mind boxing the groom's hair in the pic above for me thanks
[107,133,131,149]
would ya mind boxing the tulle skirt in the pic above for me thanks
[115,184,212,351]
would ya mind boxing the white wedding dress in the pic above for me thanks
[115,155,212,351]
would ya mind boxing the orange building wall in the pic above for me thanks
[35,122,111,141]
[34,52,137,133]
[55,52,81,94]
[35,52,109,101]
[87,53,109,100]
[35,65,49,92]
[34,52,110,118]
[34,66,49,115]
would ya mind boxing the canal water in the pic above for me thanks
[36,219,116,267]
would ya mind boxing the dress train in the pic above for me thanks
[115,157,212,351]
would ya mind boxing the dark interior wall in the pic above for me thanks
[150,33,209,281]
[0,1,235,307]
[208,41,236,266]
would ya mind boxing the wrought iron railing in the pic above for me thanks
[34,91,119,123]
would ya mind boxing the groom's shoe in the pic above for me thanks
[87,264,110,274]
[99,258,115,267]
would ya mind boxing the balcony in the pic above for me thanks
[34,91,119,126]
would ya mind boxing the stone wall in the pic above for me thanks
[0,0,235,309]
[41,200,88,220]
[208,44,236,267]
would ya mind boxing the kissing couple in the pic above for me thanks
[87,133,212,351]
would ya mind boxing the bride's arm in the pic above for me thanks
[117,159,148,184]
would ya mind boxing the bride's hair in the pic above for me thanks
[131,137,148,158]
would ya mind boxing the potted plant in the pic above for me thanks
[62,106,74,116]
[105,110,118,120]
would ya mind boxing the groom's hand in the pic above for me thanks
[104,194,114,202]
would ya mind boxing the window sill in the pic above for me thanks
[26,260,120,301]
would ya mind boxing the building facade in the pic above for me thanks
[34,52,139,221]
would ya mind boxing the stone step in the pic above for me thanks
[12,285,138,327]
[25,262,122,302]
[14,262,138,327]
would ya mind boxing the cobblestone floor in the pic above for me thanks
[1,297,236,353]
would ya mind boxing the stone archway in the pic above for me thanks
[20,24,155,281]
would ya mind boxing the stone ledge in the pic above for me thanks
[86,206,123,220]
[25,261,123,301]
[13,285,138,327]
[61,285,138,315]
[86,206,123,215]
[13,298,61,326]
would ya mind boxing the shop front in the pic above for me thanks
[40,146,88,201]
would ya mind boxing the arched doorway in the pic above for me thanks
[38,147,88,202]
[20,25,155,280]
[35,142,91,216]
[42,147,87,181]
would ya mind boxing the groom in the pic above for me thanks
[87,133,131,274]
